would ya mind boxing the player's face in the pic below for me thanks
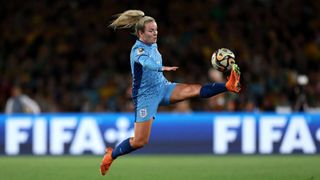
[139,21,158,44]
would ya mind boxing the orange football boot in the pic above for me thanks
[226,64,241,93]
[100,148,114,176]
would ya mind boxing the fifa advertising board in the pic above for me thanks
[0,113,320,155]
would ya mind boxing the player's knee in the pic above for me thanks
[180,85,200,98]
[131,138,149,149]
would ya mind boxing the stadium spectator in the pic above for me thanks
[0,0,319,112]
[5,85,41,114]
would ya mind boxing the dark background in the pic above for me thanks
[1,0,319,112]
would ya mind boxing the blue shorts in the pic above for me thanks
[133,82,177,122]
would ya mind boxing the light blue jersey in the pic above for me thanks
[130,40,176,122]
[130,40,166,97]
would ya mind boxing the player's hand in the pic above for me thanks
[162,66,179,71]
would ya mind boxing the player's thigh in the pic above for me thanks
[169,83,201,104]
[132,96,157,146]
[159,82,177,106]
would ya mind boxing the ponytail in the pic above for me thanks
[109,10,155,37]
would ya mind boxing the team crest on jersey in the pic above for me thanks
[137,48,144,55]
[139,108,147,118]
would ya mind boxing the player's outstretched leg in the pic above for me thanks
[199,64,241,98]
[100,147,114,176]
[226,64,241,93]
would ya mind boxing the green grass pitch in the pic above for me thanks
[1,155,319,180]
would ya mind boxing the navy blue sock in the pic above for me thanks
[200,83,227,98]
[111,138,136,159]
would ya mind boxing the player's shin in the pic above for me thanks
[199,83,227,98]
[111,138,137,159]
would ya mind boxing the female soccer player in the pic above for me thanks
[100,10,241,175]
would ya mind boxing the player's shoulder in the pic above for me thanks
[132,40,150,56]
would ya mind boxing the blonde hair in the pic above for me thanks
[109,10,155,37]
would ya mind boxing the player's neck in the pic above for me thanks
[138,39,154,46]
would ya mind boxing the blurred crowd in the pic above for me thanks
[1,0,320,113]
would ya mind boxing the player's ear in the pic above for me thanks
[138,29,144,37]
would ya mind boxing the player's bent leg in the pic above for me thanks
[100,118,153,176]
[130,118,153,148]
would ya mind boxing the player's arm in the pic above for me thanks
[137,55,178,72]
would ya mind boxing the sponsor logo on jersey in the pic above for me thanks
[137,48,144,55]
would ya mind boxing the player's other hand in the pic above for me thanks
[162,66,179,71]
